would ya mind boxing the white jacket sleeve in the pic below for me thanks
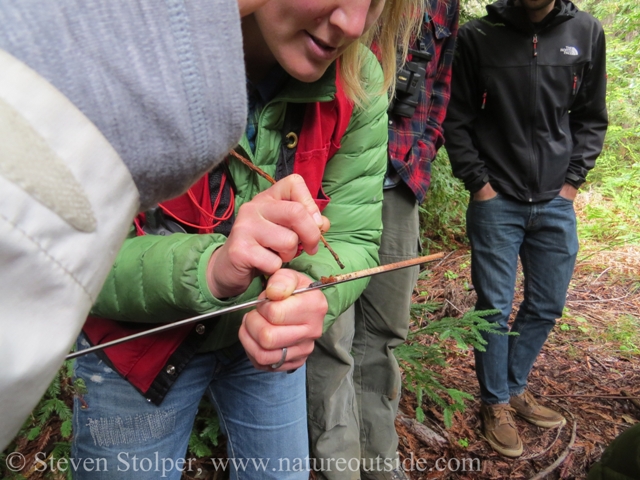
[0,50,138,449]
[0,0,246,449]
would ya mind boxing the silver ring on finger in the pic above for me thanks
[271,347,287,370]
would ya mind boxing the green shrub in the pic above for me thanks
[0,359,82,480]
[420,150,468,248]
[577,0,640,246]
[396,309,503,428]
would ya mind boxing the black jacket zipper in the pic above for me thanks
[529,33,539,201]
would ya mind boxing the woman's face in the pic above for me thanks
[249,0,385,83]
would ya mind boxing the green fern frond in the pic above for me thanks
[60,420,73,439]
[188,431,213,458]
[398,308,507,429]
[27,426,41,442]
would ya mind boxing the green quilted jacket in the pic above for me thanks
[90,51,388,352]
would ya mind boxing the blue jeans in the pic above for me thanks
[466,193,578,405]
[72,336,309,480]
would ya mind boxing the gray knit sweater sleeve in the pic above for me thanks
[0,0,246,210]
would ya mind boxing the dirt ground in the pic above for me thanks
[396,245,640,480]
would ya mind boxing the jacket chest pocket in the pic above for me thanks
[540,62,588,109]
[569,62,588,106]
[478,71,504,112]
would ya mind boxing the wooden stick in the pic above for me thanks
[229,149,345,269]
[532,390,640,400]
[319,236,345,269]
[526,397,577,479]
[621,390,640,410]
[396,410,447,448]
[229,149,276,184]
[527,419,577,480]
[520,424,564,461]
[314,253,445,286]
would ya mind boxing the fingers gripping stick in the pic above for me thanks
[228,149,344,269]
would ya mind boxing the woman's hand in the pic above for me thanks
[238,269,327,371]
[206,174,330,299]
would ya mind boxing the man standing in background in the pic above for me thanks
[444,0,607,458]
[307,1,459,478]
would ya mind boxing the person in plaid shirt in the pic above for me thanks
[306,1,459,478]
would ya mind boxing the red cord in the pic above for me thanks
[157,172,235,233]
[134,217,146,236]
[188,173,227,221]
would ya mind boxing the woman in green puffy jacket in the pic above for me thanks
[71,1,423,479]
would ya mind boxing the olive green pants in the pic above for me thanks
[587,423,640,480]
[307,184,420,480]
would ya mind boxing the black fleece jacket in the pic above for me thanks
[443,0,608,202]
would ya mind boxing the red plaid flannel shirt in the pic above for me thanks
[388,0,459,204]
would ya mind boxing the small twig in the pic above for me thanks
[621,390,640,410]
[520,423,564,461]
[591,266,613,284]
[532,391,640,400]
[396,410,447,448]
[565,291,635,304]
[529,402,578,480]
[229,149,276,183]
[317,253,445,286]
[66,254,445,360]
[229,149,344,269]
[319,236,345,269]
[527,418,577,480]
[436,250,457,268]
[445,299,464,315]
[579,310,609,325]
[587,353,610,371]
[439,250,467,267]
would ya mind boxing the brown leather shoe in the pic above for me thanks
[510,390,566,428]
[480,403,523,457]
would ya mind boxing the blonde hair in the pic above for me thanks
[340,0,425,106]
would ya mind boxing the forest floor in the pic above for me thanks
[397,243,640,480]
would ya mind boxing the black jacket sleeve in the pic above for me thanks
[566,22,608,188]
[442,26,489,194]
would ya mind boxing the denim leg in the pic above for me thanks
[72,335,215,480]
[466,194,525,405]
[207,348,309,480]
[507,196,578,395]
